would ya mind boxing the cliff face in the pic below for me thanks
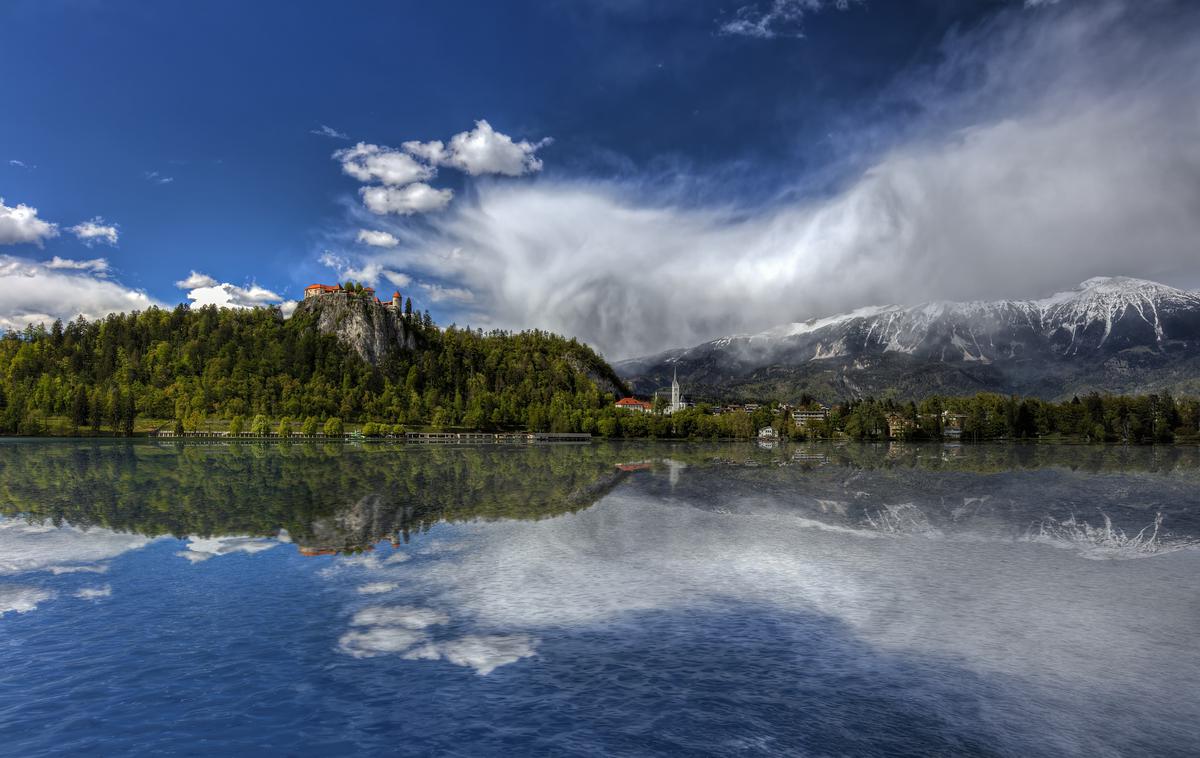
[293,293,415,365]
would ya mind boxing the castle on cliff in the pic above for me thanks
[304,283,406,311]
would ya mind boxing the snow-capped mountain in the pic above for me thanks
[616,277,1200,400]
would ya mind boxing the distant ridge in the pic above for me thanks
[616,277,1200,401]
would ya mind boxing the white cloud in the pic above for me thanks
[174,271,288,311]
[333,602,532,674]
[338,626,430,658]
[361,183,453,215]
[344,0,1200,358]
[404,120,551,177]
[144,171,174,185]
[719,0,860,39]
[8,159,33,169]
[350,605,450,628]
[177,536,282,563]
[311,124,349,139]
[68,217,119,246]
[73,585,112,600]
[356,582,399,595]
[0,254,159,331]
[46,256,109,274]
[0,586,56,616]
[401,139,446,165]
[174,270,218,289]
[334,142,435,187]
[356,229,400,248]
[0,198,59,247]
[0,518,155,576]
[406,635,538,676]
[181,281,286,310]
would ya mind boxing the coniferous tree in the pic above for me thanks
[71,386,89,433]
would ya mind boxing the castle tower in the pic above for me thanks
[392,291,402,309]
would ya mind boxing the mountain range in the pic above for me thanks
[615,277,1200,401]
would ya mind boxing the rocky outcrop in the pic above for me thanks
[565,354,626,398]
[293,292,415,365]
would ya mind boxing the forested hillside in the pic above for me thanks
[0,302,626,435]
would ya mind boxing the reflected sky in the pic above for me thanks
[1,440,1199,756]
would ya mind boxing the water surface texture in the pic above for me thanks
[2,440,1199,756]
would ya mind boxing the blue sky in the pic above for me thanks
[2,0,1198,357]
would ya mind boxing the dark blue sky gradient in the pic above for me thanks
[0,0,1010,305]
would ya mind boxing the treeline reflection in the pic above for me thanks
[1,440,1198,553]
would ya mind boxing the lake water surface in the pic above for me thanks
[1,440,1199,756]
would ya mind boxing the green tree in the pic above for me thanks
[250,414,270,436]
[70,386,89,434]
[324,417,344,436]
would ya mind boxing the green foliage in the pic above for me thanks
[301,416,318,436]
[229,415,245,436]
[277,417,291,438]
[0,303,625,436]
[250,414,270,437]
[324,417,344,436]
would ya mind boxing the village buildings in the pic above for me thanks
[614,397,654,413]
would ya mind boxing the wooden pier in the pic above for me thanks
[152,429,591,445]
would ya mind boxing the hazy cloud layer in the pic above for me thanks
[343,0,1200,358]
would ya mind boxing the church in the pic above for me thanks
[663,366,689,415]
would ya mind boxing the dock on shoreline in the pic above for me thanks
[151,430,592,444]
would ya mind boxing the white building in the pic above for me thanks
[663,366,689,415]
[792,406,830,428]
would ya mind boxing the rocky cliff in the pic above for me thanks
[292,292,415,365]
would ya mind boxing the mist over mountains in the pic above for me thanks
[616,277,1200,401]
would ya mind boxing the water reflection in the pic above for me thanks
[1,440,1199,754]
[2,440,1199,555]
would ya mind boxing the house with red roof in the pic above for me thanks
[615,397,654,414]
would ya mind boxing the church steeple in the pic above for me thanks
[670,365,681,413]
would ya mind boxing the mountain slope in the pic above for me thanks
[617,277,1200,400]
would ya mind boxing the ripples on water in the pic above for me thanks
[1,440,1198,756]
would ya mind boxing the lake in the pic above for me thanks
[1,439,1198,756]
